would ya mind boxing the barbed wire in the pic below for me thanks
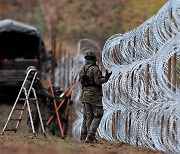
[100,0,180,152]
[56,0,180,152]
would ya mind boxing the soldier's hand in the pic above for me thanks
[105,70,112,80]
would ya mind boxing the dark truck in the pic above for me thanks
[0,19,46,94]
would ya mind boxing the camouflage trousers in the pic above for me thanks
[27,106,40,132]
[49,117,69,137]
[27,97,49,133]
[80,103,104,140]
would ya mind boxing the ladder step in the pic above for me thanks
[30,98,37,101]
[4,128,17,132]
[19,98,37,101]
[14,108,24,111]
[19,98,27,101]
[10,118,22,121]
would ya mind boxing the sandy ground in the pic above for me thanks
[0,104,163,154]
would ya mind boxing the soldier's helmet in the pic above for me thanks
[84,49,97,61]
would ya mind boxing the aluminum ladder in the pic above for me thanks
[1,68,45,135]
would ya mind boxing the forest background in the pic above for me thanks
[0,0,168,52]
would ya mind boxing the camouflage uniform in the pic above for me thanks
[33,78,53,132]
[25,66,53,132]
[47,87,71,137]
[79,50,112,143]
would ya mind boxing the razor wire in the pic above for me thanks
[55,0,180,152]
[100,0,180,153]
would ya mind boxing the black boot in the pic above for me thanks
[85,134,95,143]
[80,134,87,141]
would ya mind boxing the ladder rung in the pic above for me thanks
[29,98,37,101]
[19,98,37,101]
[19,98,26,101]
[4,128,17,132]
[10,118,22,121]
[14,108,24,111]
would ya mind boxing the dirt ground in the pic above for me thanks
[0,133,163,154]
[0,104,163,154]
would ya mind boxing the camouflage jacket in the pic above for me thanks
[79,60,107,106]
[24,76,52,99]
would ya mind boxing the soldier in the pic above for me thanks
[47,86,72,137]
[79,49,112,143]
[25,66,53,132]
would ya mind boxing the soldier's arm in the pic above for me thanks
[79,67,84,83]
[92,66,107,85]
[33,78,44,94]
[79,70,82,82]
[44,90,53,99]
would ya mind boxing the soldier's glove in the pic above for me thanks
[70,100,73,105]
[105,70,112,81]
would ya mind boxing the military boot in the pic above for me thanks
[85,134,96,143]
[93,137,99,143]
[85,137,94,143]
[80,127,87,141]
[80,134,87,141]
